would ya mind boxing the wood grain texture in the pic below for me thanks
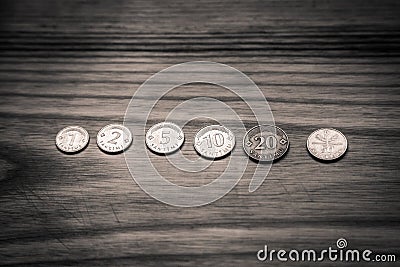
[0,0,399,266]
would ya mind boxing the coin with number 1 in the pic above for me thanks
[56,126,90,153]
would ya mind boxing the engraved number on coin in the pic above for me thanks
[107,131,121,145]
[254,135,277,150]
[203,133,224,148]
[160,131,171,144]
[68,133,76,146]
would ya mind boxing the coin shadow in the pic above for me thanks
[194,145,235,161]
[306,146,348,164]
[246,144,290,165]
[147,149,182,156]
[56,141,90,155]
[145,139,186,156]
[97,141,133,155]
[98,149,125,155]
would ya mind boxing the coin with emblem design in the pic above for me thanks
[307,128,347,161]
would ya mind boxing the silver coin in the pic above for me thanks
[97,124,132,153]
[56,126,90,153]
[307,128,347,161]
[194,125,235,159]
[243,125,289,162]
[146,122,184,154]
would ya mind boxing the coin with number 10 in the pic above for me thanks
[194,125,235,159]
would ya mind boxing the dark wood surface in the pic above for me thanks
[0,0,399,266]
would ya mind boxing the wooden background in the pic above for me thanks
[0,0,399,266]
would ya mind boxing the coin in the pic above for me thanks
[194,125,235,159]
[307,128,347,161]
[56,126,90,153]
[97,124,132,153]
[243,125,289,162]
[146,122,184,154]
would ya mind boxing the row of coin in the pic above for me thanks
[56,124,133,154]
[55,122,348,161]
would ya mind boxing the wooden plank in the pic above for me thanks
[0,0,399,266]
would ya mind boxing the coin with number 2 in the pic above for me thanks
[97,124,132,153]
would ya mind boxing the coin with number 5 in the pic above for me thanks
[243,125,289,162]
[97,124,132,153]
[146,122,185,154]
